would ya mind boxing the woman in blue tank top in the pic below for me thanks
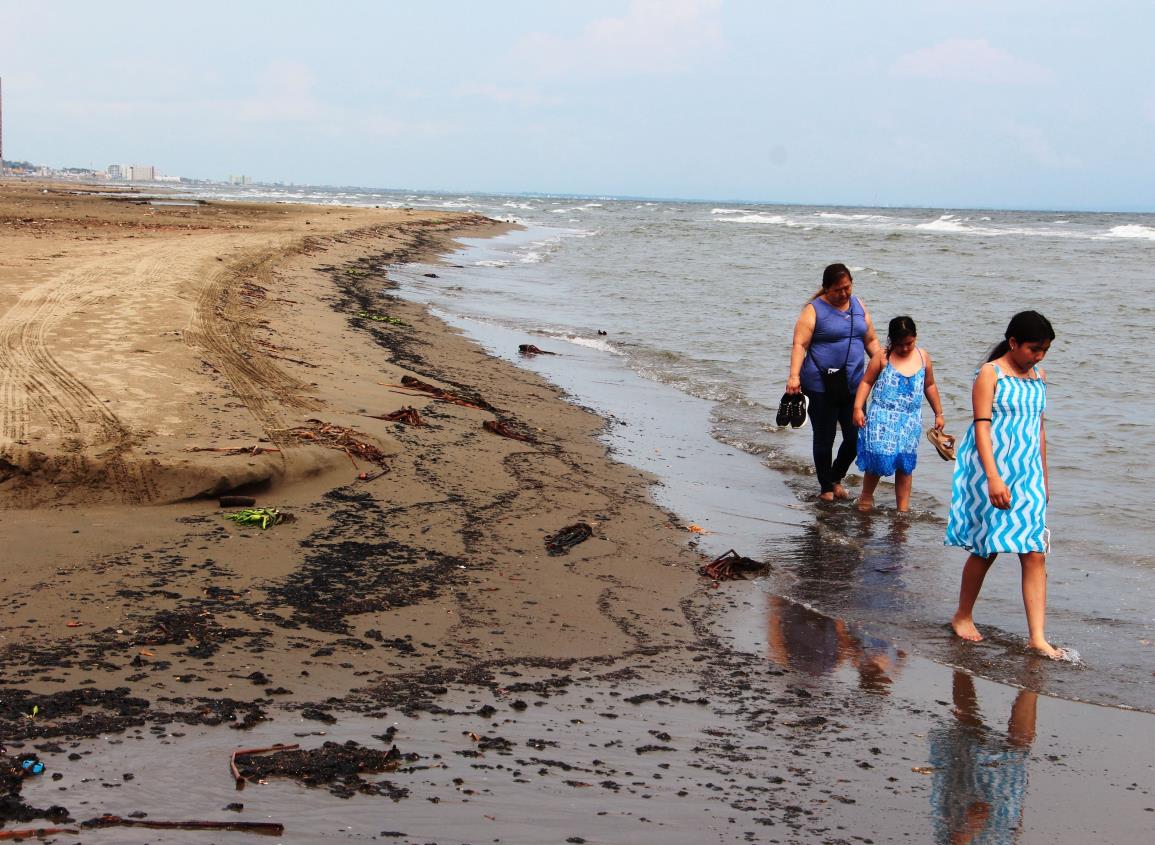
[785,263,882,501]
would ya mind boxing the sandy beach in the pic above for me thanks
[1,182,1151,844]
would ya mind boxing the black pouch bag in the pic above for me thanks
[809,304,855,406]
[820,366,852,405]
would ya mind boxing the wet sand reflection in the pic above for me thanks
[928,671,1037,844]
[765,595,906,693]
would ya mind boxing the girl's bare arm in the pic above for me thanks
[852,353,885,427]
[923,351,946,430]
[1039,367,1048,502]
[972,364,1010,509]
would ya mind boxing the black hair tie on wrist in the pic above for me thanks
[973,417,992,423]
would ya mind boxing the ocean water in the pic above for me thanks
[193,185,1155,711]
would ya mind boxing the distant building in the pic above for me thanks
[228,174,252,186]
[108,164,157,181]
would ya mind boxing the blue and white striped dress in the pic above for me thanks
[945,364,1047,556]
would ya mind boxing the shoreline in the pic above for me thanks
[1,183,1151,842]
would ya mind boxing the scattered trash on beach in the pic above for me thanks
[224,508,289,530]
[355,311,409,326]
[546,522,594,555]
[219,495,257,508]
[371,406,425,426]
[483,419,534,443]
[518,344,555,355]
[284,419,391,467]
[380,376,490,410]
[698,549,769,581]
[230,740,411,799]
[686,524,710,534]
[230,743,300,788]
[184,445,281,456]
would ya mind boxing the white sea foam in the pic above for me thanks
[715,214,793,225]
[564,335,621,355]
[474,259,510,268]
[711,208,750,215]
[1102,224,1155,240]
[916,214,971,233]
[815,212,895,222]
[519,252,544,264]
[503,201,535,210]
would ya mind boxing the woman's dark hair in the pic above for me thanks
[813,263,853,299]
[886,316,917,355]
[986,310,1055,362]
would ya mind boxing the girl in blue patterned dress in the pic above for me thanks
[852,317,946,512]
[945,311,1061,659]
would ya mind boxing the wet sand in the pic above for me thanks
[1,182,1151,843]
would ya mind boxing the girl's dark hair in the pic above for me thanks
[813,263,852,299]
[886,316,917,355]
[986,310,1055,362]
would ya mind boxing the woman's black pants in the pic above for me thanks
[805,390,857,494]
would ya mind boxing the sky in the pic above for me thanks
[2,0,1154,211]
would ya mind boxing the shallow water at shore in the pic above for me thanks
[182,183,1154,708]
[392,244,1155,714]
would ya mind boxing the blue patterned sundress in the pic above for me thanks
[945,364,1047,557]
[856,353,925,477]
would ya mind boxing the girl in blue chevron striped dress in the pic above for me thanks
[946,311,1062,659]
[852,316,946,512]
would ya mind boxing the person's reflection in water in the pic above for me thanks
[927,671,1036,844]
[765,595,905,694]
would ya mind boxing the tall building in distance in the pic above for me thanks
[107,164,158,181]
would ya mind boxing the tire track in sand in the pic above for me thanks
[0,247,171,504]
[182,246,322,447]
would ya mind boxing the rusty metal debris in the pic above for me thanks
[80,815,284,835]
[483,419,533,443]
[372,406,425,426]
[518,344,555,355]
[546,522,593,555]
[0,828,79,840]
[698,549,769,581]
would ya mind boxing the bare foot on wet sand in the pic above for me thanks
[856,496,874,512]
[1029,640,1066,660]
[951,615,983,642]
[818,491,835,503]
[832,483,850,500]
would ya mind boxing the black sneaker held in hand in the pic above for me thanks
[775,393,793,427]
[788,393,809,428]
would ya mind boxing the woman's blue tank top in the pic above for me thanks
[800,295,867,394]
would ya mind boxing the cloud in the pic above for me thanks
[1002,122,1080,169]
[234,62,325,122]
[46,61,454,141]
[455,83,561,108]
[892,38,1051,85]
[514,0,724,77]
